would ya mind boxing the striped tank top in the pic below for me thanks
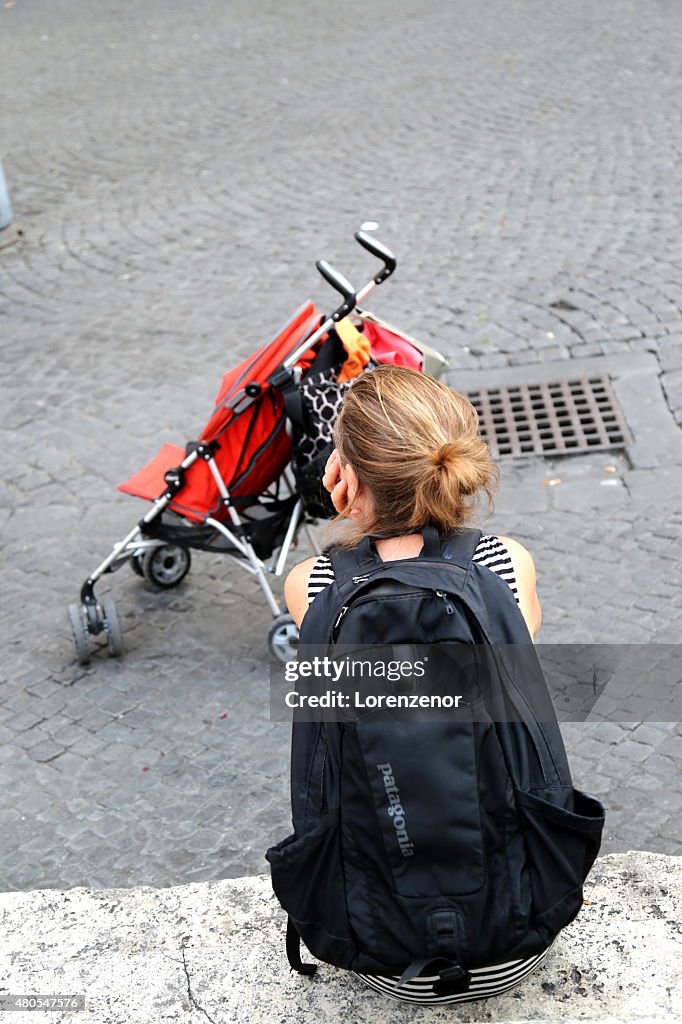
[307,534,520,607]
[306,534,555,1004]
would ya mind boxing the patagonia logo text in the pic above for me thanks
[377,762,414,857]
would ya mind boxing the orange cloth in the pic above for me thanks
[335,317,371,382]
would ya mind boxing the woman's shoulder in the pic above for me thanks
[473,533,514,561]
[473,533,519,596]
[484,534,541,638]
[284,555,322,628]
[486,535,537,581]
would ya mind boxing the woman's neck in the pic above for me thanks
[373,533,424,562]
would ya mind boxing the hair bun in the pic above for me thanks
[430,442,457,470]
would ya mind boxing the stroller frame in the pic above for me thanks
[69,232,398,665]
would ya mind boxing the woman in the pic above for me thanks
[284,365,551,1004]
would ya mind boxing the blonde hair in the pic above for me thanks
[333,365,498,537]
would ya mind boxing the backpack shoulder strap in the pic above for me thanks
[329,526,483,584]
[328,534,381,586]
[286,917,317,975]
[424,525,482,566]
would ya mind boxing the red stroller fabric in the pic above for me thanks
[118,302,322,522]
[118,304,435,525]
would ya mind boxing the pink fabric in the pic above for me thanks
[360,320,424,371]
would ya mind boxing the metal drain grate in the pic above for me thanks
[465,375,632,459]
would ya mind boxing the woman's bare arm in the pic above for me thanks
[284,556,319,628]
[496,536,542,640]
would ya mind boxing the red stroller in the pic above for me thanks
[68,231,448,664]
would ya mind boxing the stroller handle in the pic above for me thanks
[355,231,397,285]
[279,238,395,370]
[316,260,357,322]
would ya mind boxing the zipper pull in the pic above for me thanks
[333,605,349,630]
[435,589,455,614]
[352,574,371,584]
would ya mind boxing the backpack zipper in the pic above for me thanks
[331,588,443,641]
[319,742,328,814]
[435,589,455,614]
[333,605,349,630]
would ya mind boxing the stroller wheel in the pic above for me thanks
[130,554,145,577]
[142,544,191,588]
[68,603,91,665]
[101,596,124,657]
[268,614,299,664]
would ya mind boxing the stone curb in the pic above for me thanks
[0,852,679,1023]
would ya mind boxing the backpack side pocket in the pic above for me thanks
[266,809,356,968]
[515,787,605,942]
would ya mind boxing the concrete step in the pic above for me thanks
[0,851,679,1023]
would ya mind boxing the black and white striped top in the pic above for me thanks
[307,534,520,607]
[354,942,556,1005]
[305,535,552,1004]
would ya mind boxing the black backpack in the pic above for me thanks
[266,527,605,996]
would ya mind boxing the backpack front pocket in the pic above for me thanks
[266,809,355,967]
[354,720,486,897]
[515,787,605,940]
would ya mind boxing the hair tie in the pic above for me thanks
[430,443,454,470]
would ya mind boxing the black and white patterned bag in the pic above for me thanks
[290,367,351,518]
[295,368,351,467]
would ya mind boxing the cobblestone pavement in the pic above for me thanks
[1,0,681,891]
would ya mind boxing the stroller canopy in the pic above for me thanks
[119,302,322,522]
